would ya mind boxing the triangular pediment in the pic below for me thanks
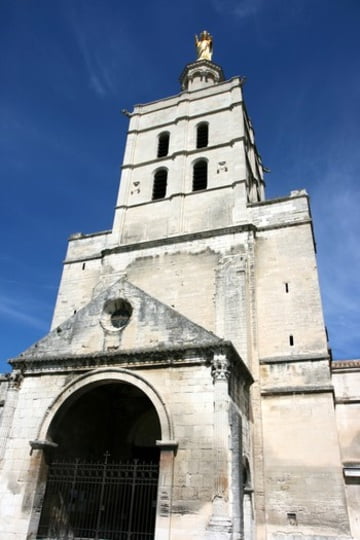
[12,278,221,365]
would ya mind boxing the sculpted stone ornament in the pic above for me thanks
[211,353,230,382]
[7,369,23,389]
[195,30,213,61]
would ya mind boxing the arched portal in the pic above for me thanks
[37,380,162,539]
[47,382,161,461]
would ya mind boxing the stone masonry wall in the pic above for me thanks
[261,392,350,538]
[255,222,328,360]
[51,230,253,365]
[332,361,360,539]
[0,361,244,539]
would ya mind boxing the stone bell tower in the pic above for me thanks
[0,31,355,540]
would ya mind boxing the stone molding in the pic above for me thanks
[63,221,255,264]
[332,359,360,371]
[343,463,360,478]
[100,223,257,258]
[155,440,178,453]
[29,439,58,454]
[121,137,244,170]
[249,190,309,207]
[261,384,334,396]
[64,214,313,266]
[260,353,330,364]
[257,218,312,233]
[126,101,243,136]
[10,341,253,385]
[115,178,247,209]
[68,229,111,241]
[335,397,360,405]
[35,367,175,444]
[128,75,242,114]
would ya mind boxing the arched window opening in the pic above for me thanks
[157,132,169,157]
[196,123,209,149]
[242,457,251,489]
[193,160,208,191]
[152,169,167,200]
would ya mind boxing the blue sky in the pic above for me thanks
[1,0,359,371]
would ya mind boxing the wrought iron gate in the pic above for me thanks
[37,455,159,540]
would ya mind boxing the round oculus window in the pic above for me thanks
[110,305,132,328]
[100,298,133,332]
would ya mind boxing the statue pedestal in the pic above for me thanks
[179,59,225,91]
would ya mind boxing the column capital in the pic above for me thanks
[211,353,231,383]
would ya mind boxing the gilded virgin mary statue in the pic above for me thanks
[195,30,213,61]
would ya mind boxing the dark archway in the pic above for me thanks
[37,382,161,539]
[48,382,161,461]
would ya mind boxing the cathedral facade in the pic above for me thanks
[0,34,359,540]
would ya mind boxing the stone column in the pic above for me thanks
[155,440,178,540]
[243,487,254,540]
[207,352,232,538]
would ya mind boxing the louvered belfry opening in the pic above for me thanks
[36,383,161,540]
[157,132,169,157]
[196,123,208,148]
[152,169,167,200]
[193,160,208,191]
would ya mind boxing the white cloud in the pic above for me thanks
[211,0,264,18]
[72,25,111,97]
[0,296,49,331]
[65,4,124,98]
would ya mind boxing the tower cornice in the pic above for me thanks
[179,59,225,91]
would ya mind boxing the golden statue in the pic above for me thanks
[195,30,213,61]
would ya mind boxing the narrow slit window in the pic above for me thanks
[289,335,294,346]
[285,282,289,293]
[157,132,169,157]
[152,169,167,200]
[82,263,86,270]
[193,160,208,191]
[196,123,209,148]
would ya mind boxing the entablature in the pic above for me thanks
[10,341,253,387]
